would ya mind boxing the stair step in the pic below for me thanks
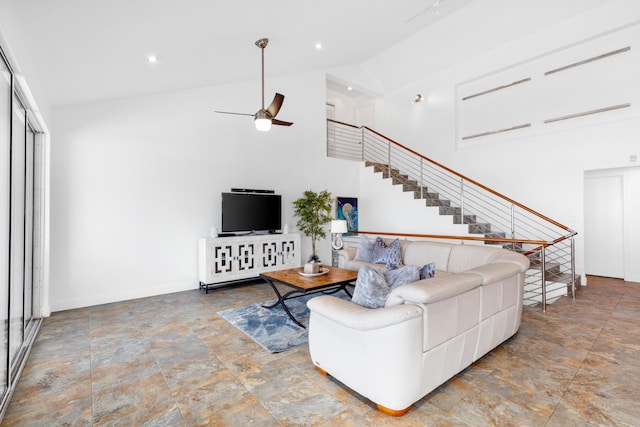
[525,272,581,296]
[409,186,438,200]
[528,259,562,275]
[453,214,477,224]
[439,206,461,215]
[501,242,523,251]
[468,223,492,234]
[398,181,419,192]
[483,232,506,239]
[428,199,451,207]
[544,267,567,280]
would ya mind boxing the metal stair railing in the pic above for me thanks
[328,118,578,311]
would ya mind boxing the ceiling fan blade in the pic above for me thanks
[266,93,284,118]
[272,118,293,127]
[214,110,254,117]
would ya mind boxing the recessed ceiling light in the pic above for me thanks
[315,42,323,50]
[347,86,353,91]
[147,55,159,64]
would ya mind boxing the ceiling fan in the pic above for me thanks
[215,38,293,131]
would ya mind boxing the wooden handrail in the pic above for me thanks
[329,118,573,232]
[352,230,549,246]
[352,230,577,257]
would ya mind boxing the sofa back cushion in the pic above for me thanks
[447,245,505,273]
[403,241,454,271]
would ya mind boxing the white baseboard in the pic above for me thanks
[49,281,199,313]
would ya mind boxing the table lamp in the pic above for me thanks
[330,220,348,250]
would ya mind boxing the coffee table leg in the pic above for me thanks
[342,284,353,298]
[321,284,352,298]
[262,279,306,329]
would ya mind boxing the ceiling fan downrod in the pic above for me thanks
[255,38,269,110]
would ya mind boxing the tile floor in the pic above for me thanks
[2,275,639,426]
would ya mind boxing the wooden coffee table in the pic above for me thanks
[260,265,358,328]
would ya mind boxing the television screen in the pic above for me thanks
[221,192,282,233]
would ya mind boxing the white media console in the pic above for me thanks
[198,233,301,292]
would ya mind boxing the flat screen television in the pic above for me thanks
[221,192,282,234]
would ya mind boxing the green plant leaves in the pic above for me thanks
[293,189,333,258]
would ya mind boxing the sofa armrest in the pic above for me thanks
[307,295,423,331]
[465,262,524,285]
[493,251,531,272]
[337,248,357,268]
[385,273,481,306]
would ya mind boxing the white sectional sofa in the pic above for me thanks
[307,238,530,416]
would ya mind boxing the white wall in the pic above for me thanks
[50,71,360,311]
[330,0,640,282]
[0,5,51,125]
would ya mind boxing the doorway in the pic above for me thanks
[584,166,640,281]
[584,171,624,278]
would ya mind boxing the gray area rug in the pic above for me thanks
[218,292,349,353]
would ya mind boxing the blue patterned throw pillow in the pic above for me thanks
[419,262,436,280]
[352,264,420,309]
[354,235,375,262]
[371,237,402,269]
[351,265,391,308]
[386,265,420,288]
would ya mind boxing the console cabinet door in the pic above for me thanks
[259,236,299,270]
[209,242,234,278]
[279,237,298,268]
[235,241,257,273]
[207,241,257,278]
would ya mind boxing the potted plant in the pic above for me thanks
[293,189,333,262]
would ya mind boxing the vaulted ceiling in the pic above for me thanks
[0,0,475,107]
[1,0,617,110]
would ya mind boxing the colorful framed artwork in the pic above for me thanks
[336,197,358,235]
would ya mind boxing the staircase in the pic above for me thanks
[367,161,509,242]
[328,119,578,310]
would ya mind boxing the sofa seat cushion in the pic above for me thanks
[385,273,481,307]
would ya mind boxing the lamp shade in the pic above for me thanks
[330,220,348,234]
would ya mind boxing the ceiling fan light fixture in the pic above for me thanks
[255,110,272,131]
